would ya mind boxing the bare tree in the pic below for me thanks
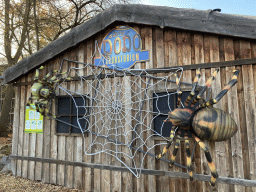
[0,0,138,135]
[0,0,31,135]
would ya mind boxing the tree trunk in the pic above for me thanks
[0,84,15,136]
[0,0,31,136]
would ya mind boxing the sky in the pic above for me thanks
[141,0,256,16]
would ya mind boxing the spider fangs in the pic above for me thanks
[26,66,72,118]
[156,68,239,186]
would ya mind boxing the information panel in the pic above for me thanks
[94,26,149,69]
[25,104,43,133]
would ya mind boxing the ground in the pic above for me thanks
[0,173,81,192]
[0,135,12,158]
[0,136,81,192]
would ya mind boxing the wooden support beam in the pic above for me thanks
[9,155,256,187]
[12,57,256,87]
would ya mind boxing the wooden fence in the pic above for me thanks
[10,25,256,192]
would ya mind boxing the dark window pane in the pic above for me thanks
[58,97,70,115]
[153,92,174,114]
[71,116,87,133]
[57,116,70,133]
[71,97,86,115]
[153,115,173,137]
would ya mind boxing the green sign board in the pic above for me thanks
[25,104,43,133]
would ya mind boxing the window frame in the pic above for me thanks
[54,95,89,137]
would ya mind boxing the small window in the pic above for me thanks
[153,91,199,137]
[56,96,88,135]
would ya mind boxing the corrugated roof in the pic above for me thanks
[3,4,256,84]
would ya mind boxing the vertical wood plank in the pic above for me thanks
[11,84,21,176]
[22,74,32,179]
[42,65,52,183]
[101,73,111,192]
[57,57,67,186]
[209,36,221,192]
[192,33,204,192]
[154,27,170,192]
[65,51,76,189]
[57,136,65,185]
[203,35,213,192]
[179,31,193,192]
[73,44,84,190]
[50,58,59,184]
[164,29,178,192]
[17,77,26,177]
[122,75,133,192]
[175,31,188,192]
[133,25,145,192]
[29,134,36,180]
[142,26,156,192]
[34,67,46,181]
[83,40,93,192]
[110,47,122,192]
[93,35,102,192]
[28,71,37,181]
[218,37,234,192]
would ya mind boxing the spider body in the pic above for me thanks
[156,68,240,186]
[31,83,44,98]
[168,106,238,142]
[192,108,238,141]
[31,83,53,99]
[26,66,72,118]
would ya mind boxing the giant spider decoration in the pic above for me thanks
[156,68,239,186]
[26,66,72,118]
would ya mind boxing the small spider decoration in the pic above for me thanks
[156,68,239,186]
[26,66,72,118]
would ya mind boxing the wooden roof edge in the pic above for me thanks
[3,4,256,84]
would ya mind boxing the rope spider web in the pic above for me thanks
[54,58,196,178]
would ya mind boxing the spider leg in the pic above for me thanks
[194,136,218,186]
[41,99,56,119]
[27,97,36,109]
[156,126,176,160]
[174,73,182,108]
[184,68,201,107]
[47,71,72,84]
[38,103,45,116]
[190,68,219,108]
[34,101,40,112]
[185,133,193,181]
[169,132,181,168]
[34,66,44,81]
[200,70,239,108]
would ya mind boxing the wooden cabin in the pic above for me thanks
[3,4,256,191]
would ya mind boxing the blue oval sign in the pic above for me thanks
[94,26,149,69]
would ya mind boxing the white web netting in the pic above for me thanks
[56,59,186,178]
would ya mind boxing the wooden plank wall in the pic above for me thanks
[11,25,256,192]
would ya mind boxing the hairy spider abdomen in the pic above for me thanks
[192,108,238,141]
[168,108,193,130]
